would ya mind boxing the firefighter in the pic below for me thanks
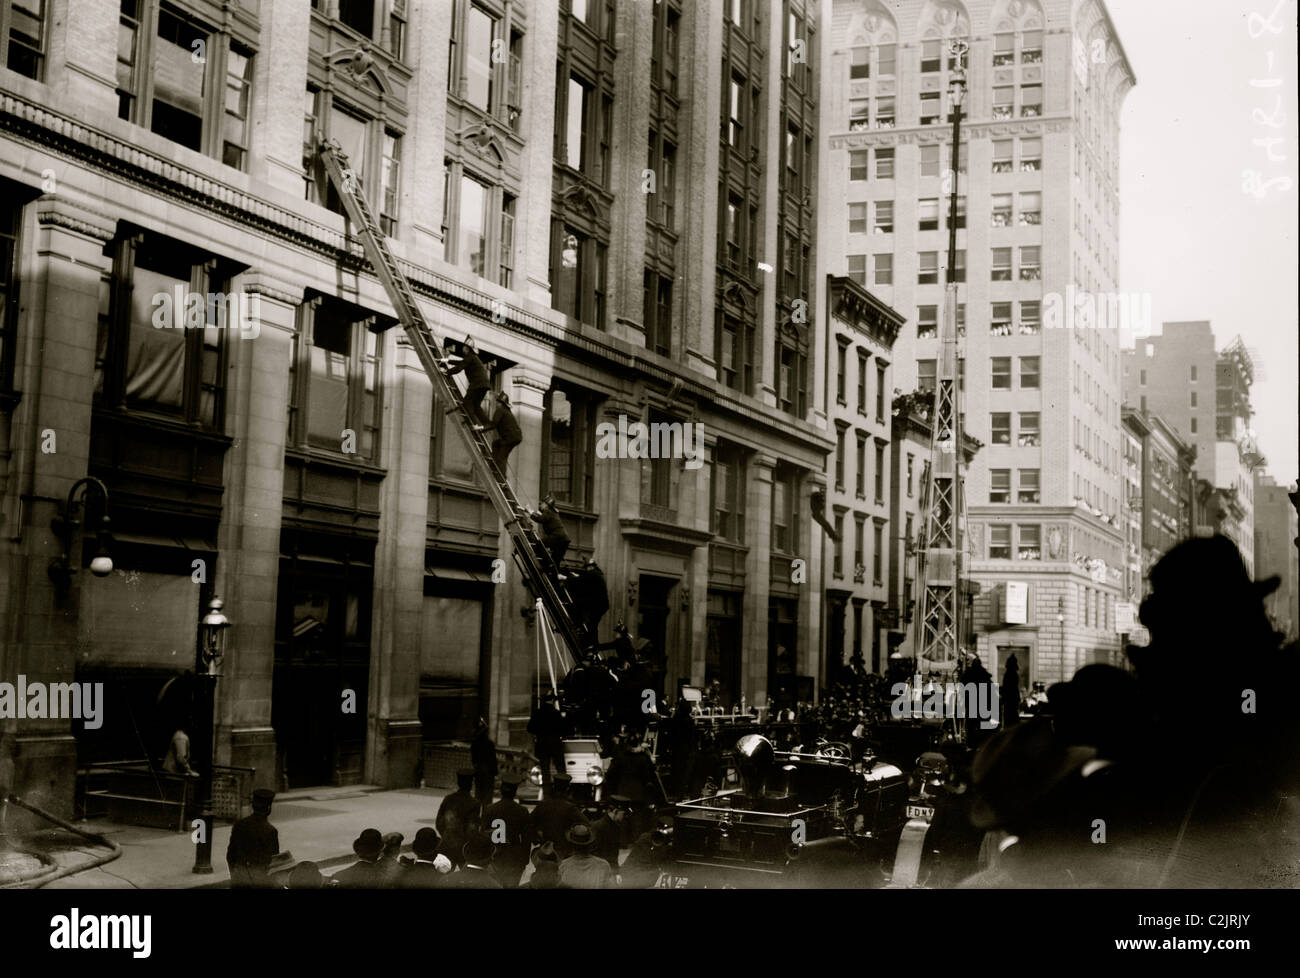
[473,391,522,475]
[442,335,493,424]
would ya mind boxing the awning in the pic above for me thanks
[425,565,492,583]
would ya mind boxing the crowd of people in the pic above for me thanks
[225,768,674,890]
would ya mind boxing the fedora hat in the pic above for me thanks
[564,823,598,850]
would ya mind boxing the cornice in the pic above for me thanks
[35,196,116,241]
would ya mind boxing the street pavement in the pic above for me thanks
[40,785,460,889]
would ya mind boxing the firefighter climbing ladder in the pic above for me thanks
[316,139,588,663]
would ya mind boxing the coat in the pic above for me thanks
[529,797,588,854]
[398,860,446,889]
[441,865,503,889]
[557,852,615,889]
[480,404,521,444]
[226,812,279,888]
[471,733,498,777]
[446,348,491,389]
[528,702,568,740]
[572,567,610,619]
[332,858,386,889]
[533,503,567,540]
[482,797,531,886]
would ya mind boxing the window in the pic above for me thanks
[876,148,895,179]
[542,385,598,508]
[847,254,866,285]
[712,442,746,541]
[1020,300,1041,334]
[993,140,1013,173]
[338,0,377,38]
[920,92,941,126]
[1139,369,1146,385]
[951,195,967,229]
[991,194,1012,227]
[643,269,673,356]
[1020,356,1041,389]
[854,516,865,574]
[876,363,887,422]
[917,305,938,340]
[1190,365,1198,381]
[917,359,936,393]
[920,145,940,177]
[849,98,870,130]
[857,351,868,413]
[833,512,844,577]
[834,425,847,489]
[991,357,1012,390]
[717,314,754,393]
[918,252,938,284]
[118,4,257,170]
[989,525,1011,559]
[906,454,914,497]
[1021,85,1042,117]
[1190,417,1197,433]
[1018,412,1040,447]
[993,86,1013,119]
[875,96,896,128]
[856,432,867,496]
[288,295,381,461]
[458,173,489,275]
[772,465,798,553]
[499,194,516,288]
[1017,524,1041,560]
[836,342,848,403]
[463,5,495,112]
[878,43,896,76]
[662,6,679,95]
[380,130,401,236]
[3,0,45,78]
[991,302,1012,336]
[920,39,940,73]
[993,33,1014,66]
[849,150,869,182]
[1019,469,1041,504]
[991,413,1011,445]
[952,250,966,283]
[872,254,892,285]
[1020,137,1041,171]
[850,46,869,80]
[991,247,1012,280]
[95,232,228,431]
[0,199,21,393]
[918,198,939,231]
[551,223,608,329]
[873,523,884,583]
[1018,192,1042,226]
[874,201,894,233]
[849,202,869,234]
[389,0,408,60]
[1022,30,1042,63]
[561,73,611,186]
[990,469,1011,503]
[1019,246,1040,280]
[874,442,885,501]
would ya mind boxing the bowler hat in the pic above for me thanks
[456,768,476,787]
[565,823,598,849]
[412,827,441,859]
[352,828,384,860]
[251,788,275,808]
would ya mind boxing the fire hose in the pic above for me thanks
[1,794,122,888]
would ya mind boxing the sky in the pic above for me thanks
[1107,0,1299,484]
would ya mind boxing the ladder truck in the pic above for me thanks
[314,139,588,679]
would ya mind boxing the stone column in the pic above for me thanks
[366,334,433,787]
[212,277,300,787]
[744,453,776,705]
[48,0,118,117]
[0,198,115,818]
[252,0,311,197]
[403,0,453,266]
[517,1,559,305]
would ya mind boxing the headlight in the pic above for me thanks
[528,765,543,786]
[587,764,605,785]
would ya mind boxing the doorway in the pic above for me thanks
[637,574,676,706]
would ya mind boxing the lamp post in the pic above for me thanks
[48,477,114,594]
[192,597,229,874]
[1057,597,1067,681]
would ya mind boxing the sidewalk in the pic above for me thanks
[40,785,463,889]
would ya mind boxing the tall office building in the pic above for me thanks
[1254,474,1300,643]
[824,0,1135,687]
[0,0,832,810]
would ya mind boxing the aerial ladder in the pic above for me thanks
[315,139,588,667]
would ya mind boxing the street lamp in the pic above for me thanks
[48,477,113,595]
[192,597,230,874]
[1057,597,1067,680]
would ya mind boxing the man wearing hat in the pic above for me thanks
[529,495,570,574]
[482,773,530,887]
[400,828,452,889]
[473,390,522,475]
[442,335,493,424]
[620,818,675,888]
[226,787,279,888]
[441,833,503,889]
[569,557,610,646]
[437,768,482,868]
[527,689,568,789]
[528,773,588,858]
[333,828,386,888]
[557,823,615,889]
[589,796,632,870]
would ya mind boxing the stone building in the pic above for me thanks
[0,0,832,810]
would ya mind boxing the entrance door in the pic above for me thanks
[637,575,676,705]
[273,564,372,788]
[706,589,743,708]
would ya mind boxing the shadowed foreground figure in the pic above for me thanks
[961,535,1300,888]
[226,788,279,888]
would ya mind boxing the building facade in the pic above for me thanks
[822,275,902,678]
[824,0,1135,688]
[0,0,834,811]
[1255,474,1300,643]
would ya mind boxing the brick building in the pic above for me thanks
[0,0,834,811]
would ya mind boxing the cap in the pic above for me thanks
[501,773,523,787]
[251,788,275,806]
